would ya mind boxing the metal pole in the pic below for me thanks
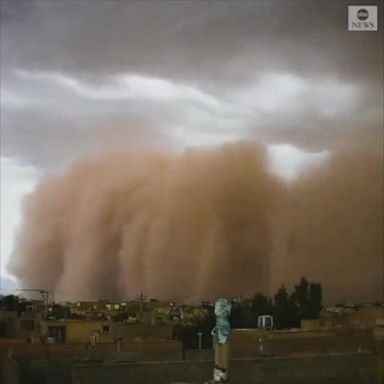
[116,336,121,353]
[197,332,203,351]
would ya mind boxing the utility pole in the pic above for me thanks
[136,292,147,321]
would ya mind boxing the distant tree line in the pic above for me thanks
[172,309,216,350]
[231,277,322,329]
[173,277,322,348]
[0,295,27,314]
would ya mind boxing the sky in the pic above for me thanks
[0,0,382,300]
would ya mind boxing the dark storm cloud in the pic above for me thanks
[1,0,382,166]
[1,0,382,83]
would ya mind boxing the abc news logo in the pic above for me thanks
[348,6,378,31]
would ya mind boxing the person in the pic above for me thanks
[211,298,231,383]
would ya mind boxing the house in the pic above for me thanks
[41,319,115,344]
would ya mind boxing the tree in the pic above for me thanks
[251,293,273,318]
[172,309,215,349]
[230,293,272,329]
[195,308,216,348]
[291,277,322,319]
[47,304,71,319]
[230,299,257,328]
[292,277,309,317]
[273,285,299,329]
[0,295,27,314]
[0,295,19,311]
[308,282,322,318]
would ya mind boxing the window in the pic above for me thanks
[22,320,35,330]
[0,321,7,337]
[47,326,66,343]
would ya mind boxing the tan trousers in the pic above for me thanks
[215,340,229,370]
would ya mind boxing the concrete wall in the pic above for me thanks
[115,324,173,341]
[230,328,376,357]
[4,340,181,360]
[40,321,173,344]
[3,342,381,383]
[72,353,380,384]
[325,307,384,327]
[1,355,19,384]
[3,340,182,384]
[352,307,384,326]
[184,348,213,361]
[1,339,22,384]
[301,318,335,330]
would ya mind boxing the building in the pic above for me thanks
[41,319,115,344]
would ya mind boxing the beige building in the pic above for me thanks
[323,305,384,327]
[0,309,43,342]
[41,319,115,344]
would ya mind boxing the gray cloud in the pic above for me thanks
[1,1,382,82]
[1,0,382,168]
